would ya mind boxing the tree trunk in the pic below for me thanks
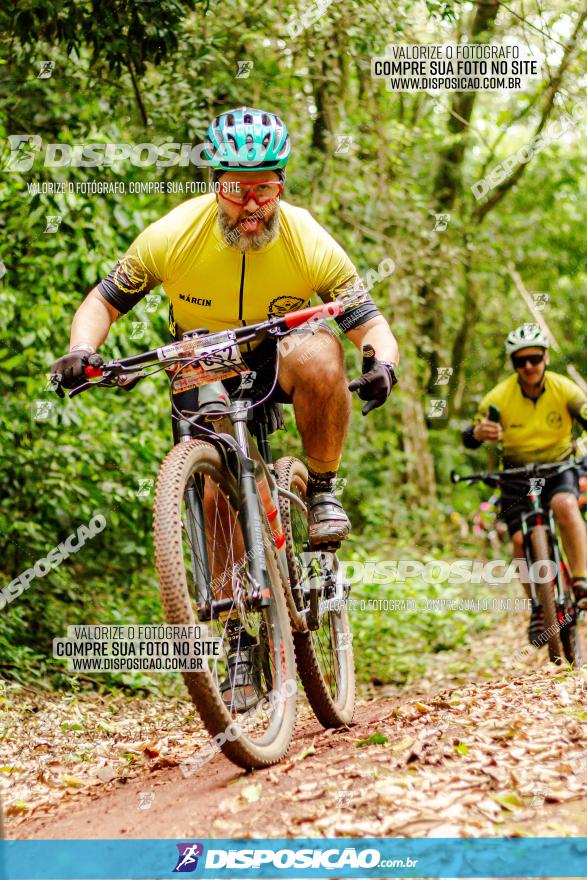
[399,361,437,501]
[417,0,500,389]
[447,245,477,417]
[394,283,437,500]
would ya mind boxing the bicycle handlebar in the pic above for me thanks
[451,454,587,486]
[58,299,346,398]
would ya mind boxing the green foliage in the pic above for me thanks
[1,0,201,76]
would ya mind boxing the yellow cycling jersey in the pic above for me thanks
[474,371,587,465]
[97,193,368,346]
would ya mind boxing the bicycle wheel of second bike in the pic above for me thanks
[529,525,565,663]
[154,439,297,769]
[275,456,355,727]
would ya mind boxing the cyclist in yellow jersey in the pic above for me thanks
[51,107,400,544]
[463,324,587,641]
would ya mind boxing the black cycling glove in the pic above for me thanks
[50,348,102,397]
[348,345,398,416]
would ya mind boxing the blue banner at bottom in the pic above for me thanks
[1,837,587,879]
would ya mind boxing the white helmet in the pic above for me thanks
[505,323,549,357]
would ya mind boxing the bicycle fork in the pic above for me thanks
[522,497,563,605]
[232,401,273,609]
[175,397,273,617]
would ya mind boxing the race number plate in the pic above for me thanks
[158,331,251,394]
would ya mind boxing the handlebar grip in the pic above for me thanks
[487,404,500,423]
[84,365,103,379]
[450,470,461,484]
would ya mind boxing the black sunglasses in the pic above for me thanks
[512,353,545,369]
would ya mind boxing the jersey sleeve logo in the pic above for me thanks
[168,303,177,339]
[113,255,149,295]
[268,295,305,316]
[546,411,563,429]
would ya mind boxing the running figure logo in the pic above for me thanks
[173,843,204,872]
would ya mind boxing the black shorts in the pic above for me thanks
[499,467,580,537]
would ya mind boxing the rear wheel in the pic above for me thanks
[529,525,564,663]
[154,439,296,769]
[275,456,355,727]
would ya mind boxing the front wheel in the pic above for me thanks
[154,439,297,769]
[529,525,564,663]
[275,456,355,727]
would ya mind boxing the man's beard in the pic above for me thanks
[218,202,280,253]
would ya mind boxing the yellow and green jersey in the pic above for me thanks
[474,371,587,465]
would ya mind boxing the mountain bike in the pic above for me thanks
[452,458,584,666]
[57,301,356,769]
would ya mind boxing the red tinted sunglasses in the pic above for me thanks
[218,180,283,206]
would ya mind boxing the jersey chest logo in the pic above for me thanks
[269,295,305,316]
[546,411,563,429]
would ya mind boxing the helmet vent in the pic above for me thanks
[205,108,290,169]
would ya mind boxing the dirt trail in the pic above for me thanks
[7,615,587,841]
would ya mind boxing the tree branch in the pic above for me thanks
[474,3,587,223]
[477,89,541,179]
[432,0,500,212]
[125,56,149,128]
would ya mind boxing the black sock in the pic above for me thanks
[307,468,337,496]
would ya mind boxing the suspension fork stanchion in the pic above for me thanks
[185,476,212,614]
[170,392,213,614]
[548,508,565,604]
[232,402,271,608]
[521,514,538,604]
[523,494,552,604]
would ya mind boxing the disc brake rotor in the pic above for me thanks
[232,571,262,638]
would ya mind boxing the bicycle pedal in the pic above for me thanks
[308,539,341,551]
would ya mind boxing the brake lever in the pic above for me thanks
[69,380,100,398]
[67,366,115,398]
